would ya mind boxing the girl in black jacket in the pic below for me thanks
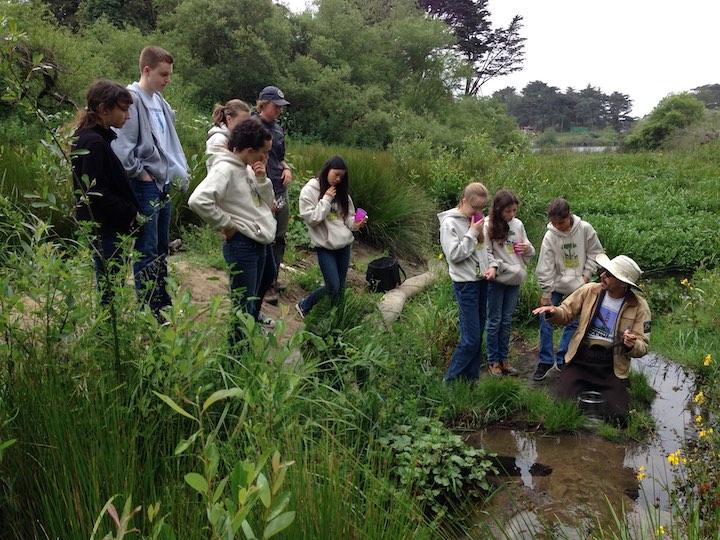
[71,80,139,304]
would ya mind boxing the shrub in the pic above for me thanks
[625,93,706,150]
[379,416,496,515]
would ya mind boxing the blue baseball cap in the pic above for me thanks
[258,85,290,106]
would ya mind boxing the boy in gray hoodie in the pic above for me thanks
[533,198,604,381]
[438,182,498,382]
[112,46,189,320]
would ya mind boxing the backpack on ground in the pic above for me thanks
[366,256,406,293]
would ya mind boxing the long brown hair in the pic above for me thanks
[73,80,133,133]
[211,99,250,127]
[488,189,519,242]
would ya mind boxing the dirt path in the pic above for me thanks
[170,242,428,338]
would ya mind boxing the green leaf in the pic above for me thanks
[153,391,197,422]
[241,520,257,540]
[262,511,296,539]
[174,431,199,455]
[184,472,208,495]
[257,473,271,508]
[267,492,290,522]
[202,387,244,413]
[213,477,228,503]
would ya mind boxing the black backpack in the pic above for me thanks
[366,256,406,293]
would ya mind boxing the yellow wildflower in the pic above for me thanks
[700,429,708,438]
[636,465,646,481]
[667,450,683,466]
[694,391,705,405]
[437,253,444,261]
[680,278,689,286]
[704,354,713,366]
[695,415,703,424]
[656,525,665,537]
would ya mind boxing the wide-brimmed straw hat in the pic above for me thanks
[596,253,642,289]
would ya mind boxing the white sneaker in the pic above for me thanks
[295,303,305,320]
[258,312,275,329]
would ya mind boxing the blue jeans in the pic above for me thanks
[132,180,171,315]
[298,245,351,316]
[486,281,520,364]
[538,291,578,365]
[445,280,488,381]
[223,233,270,345]
[93,233,126,306]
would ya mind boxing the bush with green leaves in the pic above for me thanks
[624,93,706,150]
[379,416,497,515]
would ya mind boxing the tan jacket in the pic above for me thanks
[549,283,651,378]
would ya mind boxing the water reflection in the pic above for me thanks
[466,354,695,537]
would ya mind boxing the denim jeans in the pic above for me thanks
[486,281,520,364]
[538,291,578,365]
[132,180,171,315]
[223,233,269,345]
[272,192,289,281]
[298,245,351,316]
[444,280,488,382]
[93,233,126,306]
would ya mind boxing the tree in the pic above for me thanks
[418,0,525,95]
[606,91,633,131]
[692,84,720,110]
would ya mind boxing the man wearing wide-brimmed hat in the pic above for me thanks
[532,254,652,421]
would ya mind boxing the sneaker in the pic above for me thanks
[264,292,279,306]
[295,302,305,320]
[500,362,519,376]
[533,363,553,382]
[258,312,275,329]
[554,362,565,373]
[488,363,503,376]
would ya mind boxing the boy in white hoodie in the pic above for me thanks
[188,119,276,347]
[533,198,604,381]
[438,182,497,382]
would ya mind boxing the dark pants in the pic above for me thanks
[93,233,126,306]
[272,192,289,282]
[298,245,351,316]
[132,180,172,317]
[445,280,488,381]
[538,291,578,366]
[223,234,274,345]
[558,345,630,419]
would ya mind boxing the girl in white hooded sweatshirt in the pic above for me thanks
[205,99,251,171]
[189,119,276,347]
[438,182,498,382]
[485,189,535,376]
[296,155,366,318]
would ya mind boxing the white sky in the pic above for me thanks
[278,0,719,117]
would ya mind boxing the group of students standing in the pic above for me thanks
[439,181,652,420]
[71,45,365,345]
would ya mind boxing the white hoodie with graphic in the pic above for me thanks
[438,208,497,282]
[188,151,276,244]
[486,217,535,286]
[299,178,360,250]
[536,214,604,299]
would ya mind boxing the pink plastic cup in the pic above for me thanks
[354,208,367,222]
[513,242,524,255]
[472,212,483,223]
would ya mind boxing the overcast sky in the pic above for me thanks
[278,0,718,117]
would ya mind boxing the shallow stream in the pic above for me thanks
[465,354,695,538]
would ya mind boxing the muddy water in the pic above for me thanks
[465,354,695,538]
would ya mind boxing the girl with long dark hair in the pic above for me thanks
[296,155,366,318]
[71,79,139,304]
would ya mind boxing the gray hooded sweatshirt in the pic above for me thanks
[536,214,604,299]
[438,208,497,282]
[188,152,276,244]
[112,82,189,192]
[486,217,535,286]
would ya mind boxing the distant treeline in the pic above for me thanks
[493,81,634,133]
